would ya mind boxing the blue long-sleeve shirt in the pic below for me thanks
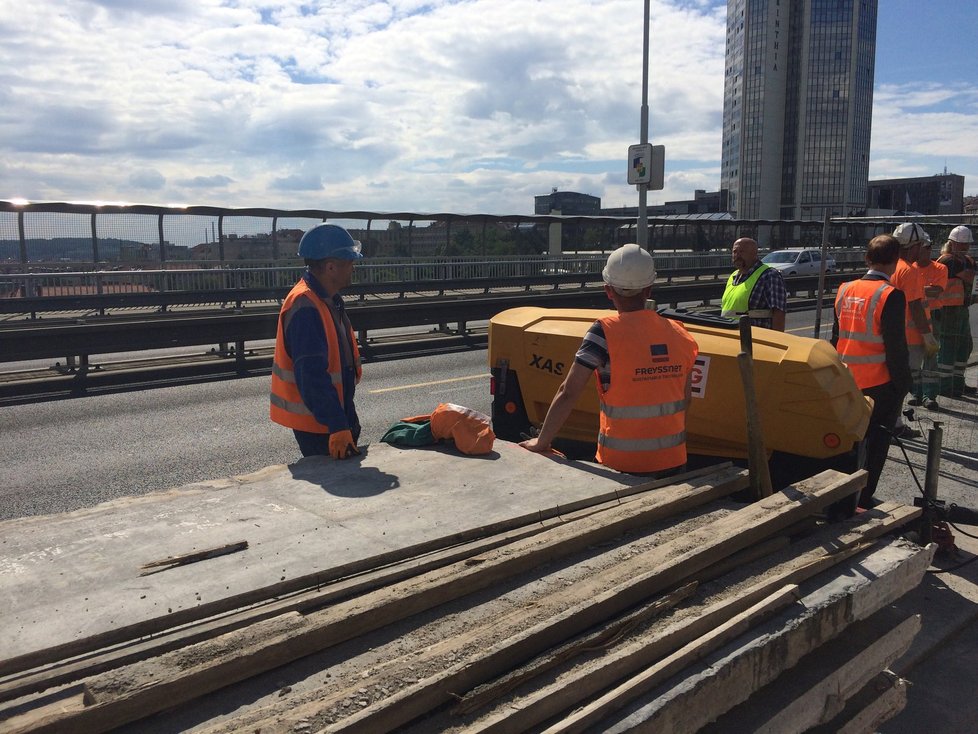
[284,272,359,434]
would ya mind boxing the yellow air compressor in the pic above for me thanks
[488,306,872,487]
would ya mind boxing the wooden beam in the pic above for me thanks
[465,502,921,734]
[702,606,920,733]
[235,470,864,734]
[0,462,729,683]
[3,468,748,734]
[0,467,730,704]
[548,540,934,734]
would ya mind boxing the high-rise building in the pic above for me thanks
[720,0,878,221]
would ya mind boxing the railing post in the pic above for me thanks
[813,211,831,337]
[271,216,279,261]
[91,212,101,272]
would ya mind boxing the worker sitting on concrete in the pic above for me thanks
[832,234,911,508]
[720,237,787,331]
[270,224,364,459]
[520,244,699,477]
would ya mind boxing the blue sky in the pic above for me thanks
[1,0,975,215]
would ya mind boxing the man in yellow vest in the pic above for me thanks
[270,224,364,459]
[720,237,787,331]
[832,234,911,508]
[936,225,976,397]
[520,244,699,477]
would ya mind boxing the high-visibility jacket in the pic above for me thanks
[835,278,895,390]
[270,279,362,433]
[936,254,971,307]
[595,311,698,473]
[891,259,925,346]
[915,260,948,315]
[720,263,773,320]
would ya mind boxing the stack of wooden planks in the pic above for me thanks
[0,463,930,734]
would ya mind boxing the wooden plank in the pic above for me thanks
[737,318,773,499]
[455,583,699,715]
[466,501,921,734]
[250,470,862,734]
[1,468,749,734]
[701,606,920,733]
[0,468,729,704]
[139,540,249,575]
[0,463,728,682]
[558,540,934,734]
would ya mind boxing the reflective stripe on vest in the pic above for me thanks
[598,430,686,452]
[720,264,773,319]
[942,277,966,307]
[834,279,892,390]
[599,398,686,419]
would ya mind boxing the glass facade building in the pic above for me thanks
[720,0,878,220]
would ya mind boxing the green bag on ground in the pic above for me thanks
[379,420,435,447]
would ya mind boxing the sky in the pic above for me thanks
[1,0,976,217]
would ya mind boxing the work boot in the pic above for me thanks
[907,396,923,407]
[924,398,939,410]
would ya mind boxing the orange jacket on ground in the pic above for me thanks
[834,278,896,390]
[270,279,362,433]
[594,310,698,474]
[891,259,925,346]
[401,403,495,455]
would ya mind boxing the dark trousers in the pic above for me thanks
[860,382,905,507]
[293,424,361,458]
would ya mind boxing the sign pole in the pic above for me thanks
[637,0,650,249]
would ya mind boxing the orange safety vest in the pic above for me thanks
[595,311,698,474]
[915,260,948,314]
[834,278,894,390]
[891,259,924,346]
[936,254,969,307]
[269,279,362,433]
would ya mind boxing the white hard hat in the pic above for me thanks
[602,244,657,293]
[948,225,974,244]
[892,222,930,246]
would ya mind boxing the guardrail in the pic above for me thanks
[0,271,851,372]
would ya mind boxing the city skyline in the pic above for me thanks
[2,0,976,215]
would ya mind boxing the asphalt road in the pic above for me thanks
[1,308,975,522]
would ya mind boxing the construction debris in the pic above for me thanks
[0,444,936,733]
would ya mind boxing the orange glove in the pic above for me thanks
[328,430,360,459]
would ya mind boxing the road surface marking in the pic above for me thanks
[369,374,485,394]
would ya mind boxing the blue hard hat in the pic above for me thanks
[297,224,363,260]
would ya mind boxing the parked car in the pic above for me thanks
[761,248,836,276]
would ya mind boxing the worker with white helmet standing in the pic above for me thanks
[890,223,939,427]
[520,244,699,476]
[936,225,976,397]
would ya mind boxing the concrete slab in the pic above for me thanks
[0,441,648,661]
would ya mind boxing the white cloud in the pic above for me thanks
[1,0,975,212]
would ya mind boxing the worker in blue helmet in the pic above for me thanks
[270,224,365,459]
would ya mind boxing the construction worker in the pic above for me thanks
[936,225,976,397]
[909,237,948,409]
[720,237,787,331]
[520,244,699,476]
[270,224,364,459]
[832,234,911,508]
[890,223,938,438]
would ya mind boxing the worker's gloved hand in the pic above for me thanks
[923,333,939,355]
[329,430,360,460]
